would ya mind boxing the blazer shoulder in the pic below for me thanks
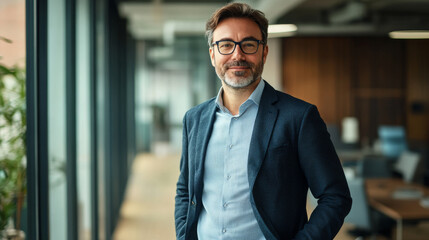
[184,97,216,120]
[261,81,316,120]
[274,89,315,114]
[263,81,313,111]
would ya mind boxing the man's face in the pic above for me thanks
[210,18,268,89]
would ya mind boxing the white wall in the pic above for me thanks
[262,38,283,91]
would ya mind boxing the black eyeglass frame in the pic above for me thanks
[211,39,264,55]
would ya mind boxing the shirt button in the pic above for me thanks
[227,175,231,180]
[223,202,228,208]
[222,229,227,233]
[229,144,233,149]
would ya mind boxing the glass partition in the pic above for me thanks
[47,0,68,238]
[76,0,93,239]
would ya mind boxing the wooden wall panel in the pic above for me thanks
[318,38,352,124]
[351,38,405,89]
[282,37,352,124]
[351,38,406,143]
[282,37,413,144]
[283,38,321,108]
[406,40,429,142]
[355,97,406,142]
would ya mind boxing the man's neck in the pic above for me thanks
[221,78,261,116]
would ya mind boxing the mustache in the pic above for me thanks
[224,61,254,69]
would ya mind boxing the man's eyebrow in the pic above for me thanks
[215,36,260,42]
[242,36,259,41]
[216,37,234,42]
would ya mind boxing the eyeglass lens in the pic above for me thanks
[218,40,259,54]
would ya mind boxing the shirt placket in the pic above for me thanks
[220,114,233,238]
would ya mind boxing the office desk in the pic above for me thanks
[366,178,429,240]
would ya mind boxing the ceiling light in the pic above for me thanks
[389,30,429,39]
[268,24,297,38]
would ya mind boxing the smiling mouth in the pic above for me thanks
[225,61,252,71]
[228,66,249,70]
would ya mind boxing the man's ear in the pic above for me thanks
[262,44,269,64]
[209,47,215,67]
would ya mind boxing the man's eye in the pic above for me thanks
[220,43,233,48]
[243,42,256,47]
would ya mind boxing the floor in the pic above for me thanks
[113,153,178,240]
[113,153,429,240]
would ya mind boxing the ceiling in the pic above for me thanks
[118,0,429,42]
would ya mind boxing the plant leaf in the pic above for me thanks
[0,36,13,43]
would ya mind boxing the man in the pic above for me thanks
[175,3,352,240]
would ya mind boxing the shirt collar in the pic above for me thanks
[215,79,265,112]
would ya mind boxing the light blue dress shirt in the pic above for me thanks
[197,80,266,240]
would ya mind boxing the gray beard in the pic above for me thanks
[223,72,257,89]
[217,60,263,90]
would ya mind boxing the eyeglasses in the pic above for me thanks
[212,39,264,55]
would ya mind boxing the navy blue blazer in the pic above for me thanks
[175,81,352,240]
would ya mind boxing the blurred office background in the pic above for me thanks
[1,0,429,239]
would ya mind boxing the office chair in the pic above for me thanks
[308,178,394,239]
[378,126,407,158]
[394,151,421,183]
[357,155,392,178]
[326,123,360,152]
[344,177,375,239]
[326,124,343,150]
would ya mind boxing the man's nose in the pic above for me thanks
[231,44,246,61]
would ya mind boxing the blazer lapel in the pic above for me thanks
[194,101,217,196]
[248,83,279,190]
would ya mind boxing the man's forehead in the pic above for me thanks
[213,17,262,40]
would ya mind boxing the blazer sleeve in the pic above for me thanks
[294,105,352,240]
[175,113,190,240]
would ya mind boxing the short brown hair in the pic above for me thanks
[205,3,268,46]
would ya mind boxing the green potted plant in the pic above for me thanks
[0,36,26,239]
